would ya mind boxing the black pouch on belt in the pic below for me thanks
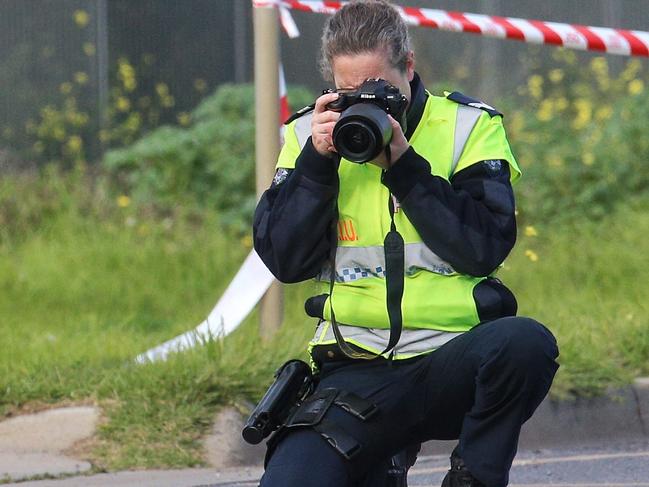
[265,387,379,464]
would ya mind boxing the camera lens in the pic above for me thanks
[342,125,372,154]
[332,104,392,163]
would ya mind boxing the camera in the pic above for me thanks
[326,78,408,164]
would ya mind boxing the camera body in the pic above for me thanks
[326,78,408,163]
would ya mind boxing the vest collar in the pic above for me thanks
[404,72,428,140]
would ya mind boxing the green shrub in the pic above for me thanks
[103,84,314,232]
[505,52,649,223]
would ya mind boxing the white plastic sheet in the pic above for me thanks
[135,250,275,363]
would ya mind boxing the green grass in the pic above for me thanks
[1,169,648,469]
[0,169,314,468]
[501,195,649,398]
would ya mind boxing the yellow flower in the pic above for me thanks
[524,250,539,262]
[555,97,569,111]
[83,42,96,56]
[75,112,90,127]
[74,72,89,85]
[552,48,576,65]
[59,82,73,95]
[527,75,544,99]
[524,226,538,237]
[66,135,83,153]
[116,96,131,112]
[161,95,175,108]
[125,113,141,133]
[117,195,131,208]
[193,78,207,93]
[582,152,595,166]
[73,10,89,28]
[572,99,592,130]
[621,59,641,82]
[155,83,169,97]
[53,127,66,141]
[536,99,553,122]
[118,58,137,92]
[589,57,608,77]
[548,69,564,83]
[40,105,54,116]
[124,78,137,92]
[628,79,644,96]
[177,112,191,126]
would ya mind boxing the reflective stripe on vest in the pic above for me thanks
[452,105,483,175]
[309,320,462,359]
[294,112,313,149]
[317,242,456,283]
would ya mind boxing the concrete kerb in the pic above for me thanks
[204,379,649,461]
[633,377,649,436]
[0,406,99,482]
[421,378,649,456]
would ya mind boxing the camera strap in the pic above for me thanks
[327,149,405,360]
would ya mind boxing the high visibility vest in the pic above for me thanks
[277,92,521,336]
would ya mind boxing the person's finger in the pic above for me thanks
[314,92,340,114]
[387,114,402,130]
[313,110,340,124]
[316,121,337,135]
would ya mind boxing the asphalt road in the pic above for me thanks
[7,440,649,487]
[200,440,649,487]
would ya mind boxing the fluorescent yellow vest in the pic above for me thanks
[277,93,521,334]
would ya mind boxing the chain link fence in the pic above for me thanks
[1,0,647,168]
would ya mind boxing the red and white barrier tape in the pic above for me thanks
[279,63,291,126]
[254,0,649,57]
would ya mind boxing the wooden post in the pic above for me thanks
[253,4,283,340]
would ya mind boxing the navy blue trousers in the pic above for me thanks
[259,317,559,487]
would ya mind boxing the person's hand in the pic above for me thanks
[369,115,410,170]
[311,92,341,157]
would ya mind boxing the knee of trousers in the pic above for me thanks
[261,428,353,487]
[487,317,560,376]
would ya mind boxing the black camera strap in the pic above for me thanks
[327,149,405,360]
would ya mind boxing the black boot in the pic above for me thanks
[440,448,486,487]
